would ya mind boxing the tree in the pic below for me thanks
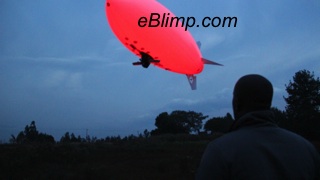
[37,133,55,143]
[60,132,84,143]
[271,107,288,128]
[151,110,208,135]
[60,132,71,143]
[12,121,55,144]
[24,121,39,142]
[152,111,187,135]
[15,131,26,144]
[70,133,78,142]
[143,129,150,138]
[204,113,234,134]
[284,70,320,140]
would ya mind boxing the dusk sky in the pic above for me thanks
[1,0,320,142]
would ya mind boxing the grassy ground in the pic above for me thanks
[1,134,319,180]
[0,135,218,180]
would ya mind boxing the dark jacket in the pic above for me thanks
[196,110,320,180]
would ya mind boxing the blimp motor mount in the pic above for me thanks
[131,44,160,68]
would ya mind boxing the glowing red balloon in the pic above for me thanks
[105,0,221,89]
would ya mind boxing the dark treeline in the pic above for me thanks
[8,69,320,144]
[9,121,55,144]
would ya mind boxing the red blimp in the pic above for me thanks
[105,0,221,90]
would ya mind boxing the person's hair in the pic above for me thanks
[233,74,273,111]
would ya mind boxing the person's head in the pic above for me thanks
[232,74,273,120]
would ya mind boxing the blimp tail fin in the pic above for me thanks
[197,41,222,66]
[202,58,223,66]
[196,41,201,49]
[186,74,197,90]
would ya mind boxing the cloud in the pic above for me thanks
[43,70,82,89]
[154,87,233,118]
[193,32,225,51]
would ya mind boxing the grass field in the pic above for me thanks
[1,134,319,179]
[0,134,218,180]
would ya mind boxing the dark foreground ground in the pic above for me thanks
[1,134,319,180]
[0,135,218,180]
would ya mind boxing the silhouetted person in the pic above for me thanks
[196,74,320,180]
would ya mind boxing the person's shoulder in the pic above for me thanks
[278,128,320,153]
[279,128,313,144]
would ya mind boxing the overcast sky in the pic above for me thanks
[1,0,320,142]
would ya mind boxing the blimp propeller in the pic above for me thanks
[130,44,160,68]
